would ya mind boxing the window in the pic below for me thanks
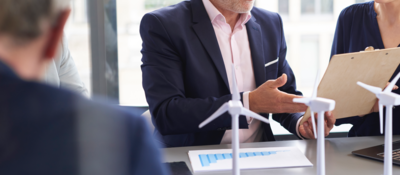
[145,0,182,9]
[301,0,315,14]
[301,0,333,15]
[321,0,333,14]
[65,0,91,96]
[299,35,319,95]
[285,37,292,63]
[117,0,185,106]
[278,0,289,15]
[356,0,369,3]
[71,0,87,23]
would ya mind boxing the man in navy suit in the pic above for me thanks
[0,0,168,174]
[141,0,336,147]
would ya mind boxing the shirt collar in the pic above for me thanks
[202,0,252,25]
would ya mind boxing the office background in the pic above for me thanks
[64,0,370,136]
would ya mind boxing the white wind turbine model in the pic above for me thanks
[357,72,400,175]
[292,71,335,175]
[199,64,270,175]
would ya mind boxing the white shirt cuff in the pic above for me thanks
[243,91,253,124]
[296,116,306,140]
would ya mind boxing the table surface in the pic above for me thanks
[163,136,400,175]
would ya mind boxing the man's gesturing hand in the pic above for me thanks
[299,111,336,139]
[248,74,308,114]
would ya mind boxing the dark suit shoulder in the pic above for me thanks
[145,0,192,22]
[251,6,281,20]
[250,7,283,30]
[0,78,78,114]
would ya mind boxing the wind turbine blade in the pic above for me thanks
[311,70,320,99]
[240,108,270,124]
[357,82,382,95]
[199,103,229,128]
[379,104,383,134]
[293,97,311,104]
[310,112,317,139]
[384,72,400,93]
[231,64,240,101]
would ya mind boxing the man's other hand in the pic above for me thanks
[249,74,308,114]
[299,111,335,139]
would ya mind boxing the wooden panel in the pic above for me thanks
[301,47,400,124]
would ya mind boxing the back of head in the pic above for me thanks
[0,0,70,43]
[0,0,71,81]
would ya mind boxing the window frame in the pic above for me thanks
[88,0,120,103]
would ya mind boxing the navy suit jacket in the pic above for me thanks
[331,1,400,137]
[141,0,303,147]
[0,61,169,175]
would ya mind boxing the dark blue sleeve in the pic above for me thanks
[272,14,303,137]
[140,13,248,136]
[129,114,170,175]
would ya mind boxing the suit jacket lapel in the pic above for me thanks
[191,0,229,90]
[246,17,266,87]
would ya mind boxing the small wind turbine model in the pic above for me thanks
[357,72,400,175]
[292,71,335,175]
[199,64,270,175]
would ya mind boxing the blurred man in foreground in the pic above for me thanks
[0,0,168,174]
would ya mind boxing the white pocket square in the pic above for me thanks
[265,57,279,68]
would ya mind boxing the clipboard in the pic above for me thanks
[301,47,400,124]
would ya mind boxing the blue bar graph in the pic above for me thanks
[199,154,209,167]
[223,153,232,159]
[208,154,217,163]
[199,151,283,167]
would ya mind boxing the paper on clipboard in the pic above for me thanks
[301,47,400,124]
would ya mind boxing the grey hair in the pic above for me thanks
[0,0,71,41]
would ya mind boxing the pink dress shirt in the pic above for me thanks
[202,0,263,144]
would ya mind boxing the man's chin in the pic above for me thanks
[237,3,254,13]
[237,7,254,13]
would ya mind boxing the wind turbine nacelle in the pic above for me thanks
[228,101,243,115]
[310,98,336,112]
[379,93,400,106]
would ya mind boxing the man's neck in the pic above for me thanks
[375,1,400,25]
[0,40,46,81]
[209,1,241,31]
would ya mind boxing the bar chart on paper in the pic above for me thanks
[199,151,280,167]
[188,147,312,172]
